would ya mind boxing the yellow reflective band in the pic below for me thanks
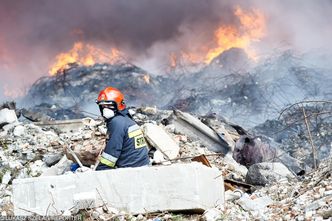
[128,129,143,138]
[101,152,118,162]
[100,157,116,168]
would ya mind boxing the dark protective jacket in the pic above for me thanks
[96,109,150,170]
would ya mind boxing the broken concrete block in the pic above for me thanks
[13,125,25,137]
[201,208,223,221]
[168,110,230,154]
[13,162,224,215]
[43,153,63,167]
[42,155,72,176]
[29,160,47,177]
[237,193,273,211]
[245,162,295,186]
[0,108,18,127]
[142,123,180,160]
[200,117,237,151]
[223,153,248,178]
[1,171,11,184]
[225,189,243,201]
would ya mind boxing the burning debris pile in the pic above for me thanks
[169,49,332,128]
[23,48,332,129]
[1,103,332,220]
[25,61,163,112]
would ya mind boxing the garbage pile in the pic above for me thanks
[1,104,332,220]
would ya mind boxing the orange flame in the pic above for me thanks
[205,6,266,63]
[49,42,123,75]
[168,6,266,68]
[168,51,203,71]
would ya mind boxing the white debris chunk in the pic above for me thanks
[143,123,180,160]
[1,171,12,184]
[0,108,18,125]
[201,208,224,221]
[237,193,273,212]
[13,163,224,215]
[13,125,25,137]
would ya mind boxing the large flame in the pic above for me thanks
[49,42,123,76]
[205,6,266,63]
[168,6,266,68]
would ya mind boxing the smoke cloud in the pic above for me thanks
[0,0,332,102]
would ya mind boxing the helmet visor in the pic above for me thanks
[96,100,118,113]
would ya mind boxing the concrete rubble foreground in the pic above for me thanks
[0,105,332,220]
[13,162,224,215]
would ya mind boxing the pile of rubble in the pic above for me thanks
[221,156,332,220]
[1,105,332,220]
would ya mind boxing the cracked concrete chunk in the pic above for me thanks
[13,125,25,137]
[168,110,230,154]
[13,162,224,215]
[237,193,273,212]
[143,123,180,160]
[246,162,295,186]
[0,108,18,127]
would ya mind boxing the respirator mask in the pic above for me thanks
[102,108,115,119]
[97,101,117,120]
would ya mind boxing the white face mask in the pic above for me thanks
[102,108,115,119]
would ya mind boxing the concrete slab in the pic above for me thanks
[13,162,224,216]
[169,110,230,154]
[143,123,180,160]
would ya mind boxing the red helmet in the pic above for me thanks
[96,87,126,111]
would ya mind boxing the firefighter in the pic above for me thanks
[95,87,150,170]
